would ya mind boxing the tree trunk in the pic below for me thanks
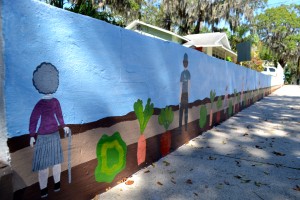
[193,15,204,34]
[278,58,286,68]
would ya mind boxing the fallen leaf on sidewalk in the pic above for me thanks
[234,175,243,179]
[234,175,251,183]
[275,163,283,168]
[243,133,249,136]
[171,180,176,184]
[287,177,300,180]
[272,151,285,156]
[224,180,230,185]
[235,160,241,167]
[125,180,134,185]
[186,179,193,184]
[263,171,270,175]
[208,156,217,160]
[190,168,194,171]
[151,163,156,168]
[216,183,223,189]
[163,161,170,166]
[169,170,176,174]
[241,179,251,183]
[255,145,263,149]
[222,140,227,144]
[292,185,300,191]
[118,177,128,184]
[194,192,198,196]
[144,170,150,173]
[246,125,252,129]
[157,181,163,186]
[254,181,268,187]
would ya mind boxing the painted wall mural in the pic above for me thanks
[1,0,284,199]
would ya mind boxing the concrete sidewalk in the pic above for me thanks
[98,85,300,200]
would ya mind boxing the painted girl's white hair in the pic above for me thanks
[32,62,59,94]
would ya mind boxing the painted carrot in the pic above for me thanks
[158,106,174,157]
[209,90,216,126]
[134,98,154,165]
[216,96,222,123]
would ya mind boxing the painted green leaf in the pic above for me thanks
[237,93,241,102]
[210,90,216,108]
[199,105,207,128]
[134,98,154,134]
[228,100,233,117]
[217,96,222,109]
[95,132,127,183]
[158,106,174,131]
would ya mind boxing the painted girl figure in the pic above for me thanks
[29,62,71,198]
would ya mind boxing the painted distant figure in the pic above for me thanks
[224,85,228,114]
[29,62,71,198]
[179,53,191,131]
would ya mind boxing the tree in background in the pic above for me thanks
[159,0,267,35]
[255,4,300,69]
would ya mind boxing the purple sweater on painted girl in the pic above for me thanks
[29,98,65,137]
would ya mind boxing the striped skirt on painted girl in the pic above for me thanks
[32,132,63,172]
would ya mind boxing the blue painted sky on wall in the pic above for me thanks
[3,0,276,137]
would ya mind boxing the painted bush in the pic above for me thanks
[216,96,222,123]
[228,99,233,117]
[209,90,216,126]
[237,93,241,112]
[134,98,154,165]
[199,105,207,129]
[95,132,127,183]
[158,106,174,157]
[233,89,237,114]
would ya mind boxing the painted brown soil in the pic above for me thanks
[10,86,280,199]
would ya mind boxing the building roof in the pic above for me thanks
[184,32,232,50]
[125,20,190,44]
[184,32,236,56]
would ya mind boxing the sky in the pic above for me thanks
[266,0,299,8]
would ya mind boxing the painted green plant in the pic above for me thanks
[237,93,241,104]
[95,132,127,183]
[134,98,154,134]
[210,90,216,108]
[228,100,233,116]
[234,89,237,102]
[217,96,222,110]
[158,106,174,131]
[199,105,207,128]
